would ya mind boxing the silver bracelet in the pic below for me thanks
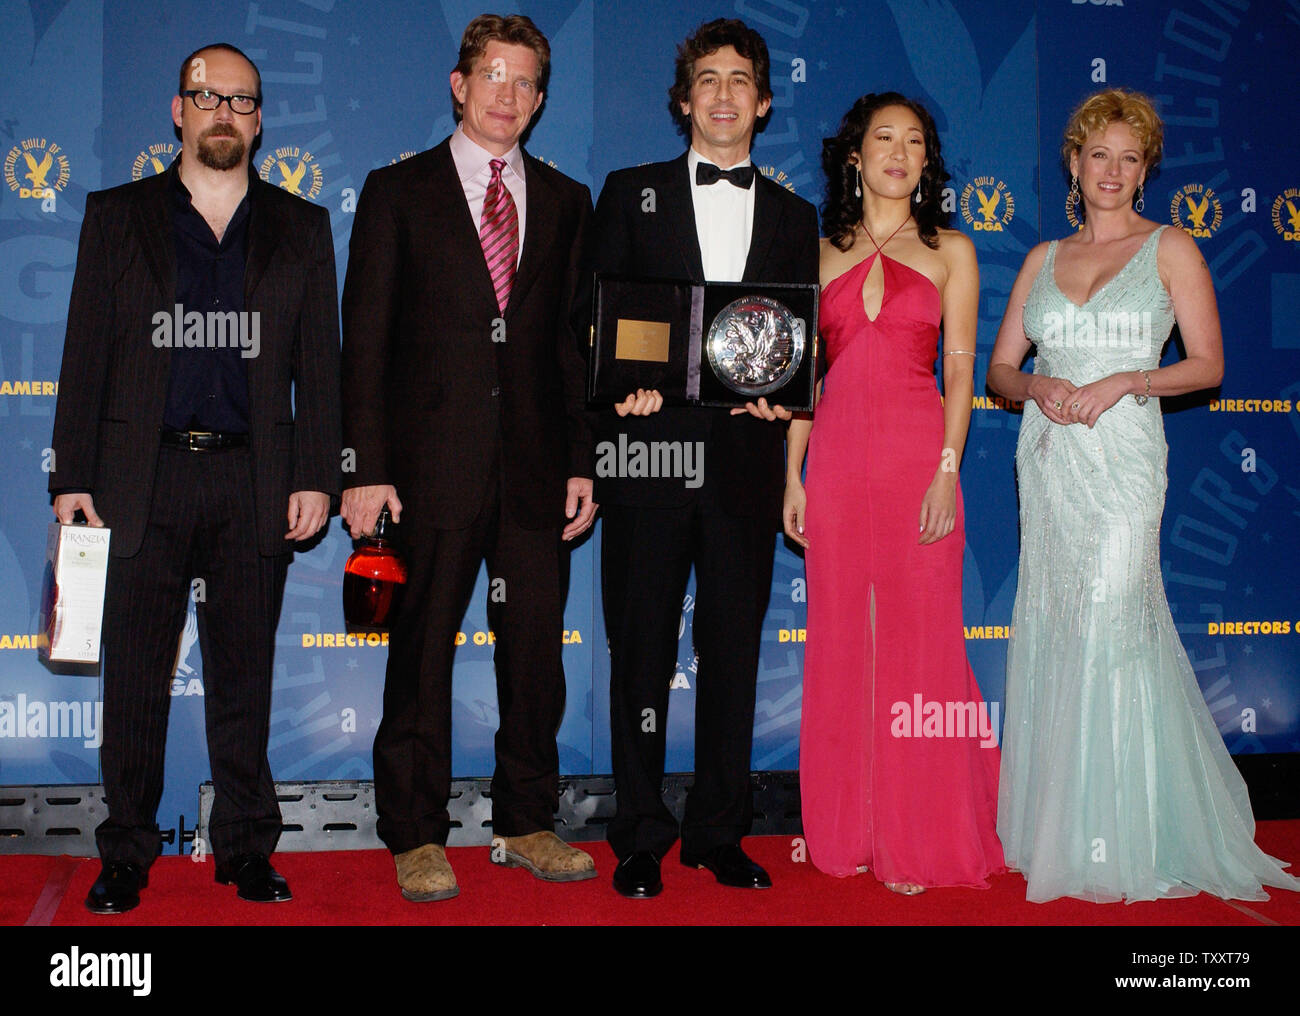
[943,350,976,357]
[1134,370,1151,405]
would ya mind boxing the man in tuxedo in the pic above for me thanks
[51,43,341,913]
[340,14,596,902]
[590,19,819,897]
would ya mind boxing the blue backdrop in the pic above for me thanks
[1,0,1295,835]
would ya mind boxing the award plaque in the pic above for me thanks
[589,275,819,411]
[705,295,805,398]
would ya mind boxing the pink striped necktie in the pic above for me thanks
[480,157,518,312]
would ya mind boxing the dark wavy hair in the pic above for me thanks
[667,19,772,141]
[821,92,950,251]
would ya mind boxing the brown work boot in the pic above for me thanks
[492,831,597,882]
[394,844,458,901]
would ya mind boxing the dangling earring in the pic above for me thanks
[1068,175,1080,209]
[914,181,923,204]
[853,166,862,198]
[1134,182,1144,213]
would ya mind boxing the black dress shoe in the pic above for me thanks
[613,851,663,898]
[680,843,772,889]
[214,853,292,902]
[85,861,147,915]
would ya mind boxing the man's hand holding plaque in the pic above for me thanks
[730,397,792,421]
[614,388,664,417]
[590,276,818,413]
[615,387,788,421]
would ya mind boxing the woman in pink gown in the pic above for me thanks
[785,93,1004,892]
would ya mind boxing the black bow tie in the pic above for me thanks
[695,161,755,189]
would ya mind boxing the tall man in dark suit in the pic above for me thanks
[590,19,819,897]
[340,14,597,902]
[51,43,341,913]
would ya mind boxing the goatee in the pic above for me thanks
[195,128,246,171]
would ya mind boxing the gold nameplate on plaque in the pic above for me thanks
[614,319,671,363]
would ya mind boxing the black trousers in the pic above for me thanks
[601,482,775,860]
[97,444,288,870]
[372,466,569,853]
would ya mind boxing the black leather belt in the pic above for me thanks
[159,428,249,451]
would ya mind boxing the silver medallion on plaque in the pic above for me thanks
[705,295,805,398]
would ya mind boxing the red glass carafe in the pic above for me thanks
[343,508,407,627]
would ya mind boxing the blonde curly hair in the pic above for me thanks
[1061,88,1164,172]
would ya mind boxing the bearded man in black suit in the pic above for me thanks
[590,18,819,898]
[51,43,341,913]
[340,13,596,902]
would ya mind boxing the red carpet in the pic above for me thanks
[5,820,1299,926]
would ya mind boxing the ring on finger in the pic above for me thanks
[1053,400,1062,410]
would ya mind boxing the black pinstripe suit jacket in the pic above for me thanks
[50,160,342,558]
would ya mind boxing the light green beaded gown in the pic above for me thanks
[997,226,1300,903]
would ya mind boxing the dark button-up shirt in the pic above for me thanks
[162,165,252,432]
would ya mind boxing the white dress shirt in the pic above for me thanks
[449,125,526,265]
[686,147,754,282]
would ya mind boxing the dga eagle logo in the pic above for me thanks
[388,150,418,165]
[258,145,323,200]
[960,176,1014,231]
[131,142,177,181]
[1170,183,1222,238]
[4,137,70,199]
[1271,188,1300,242]
[758,166,797,193]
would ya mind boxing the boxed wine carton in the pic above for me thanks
[38,523,112,664]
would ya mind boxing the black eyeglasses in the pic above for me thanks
[181,90,260,115]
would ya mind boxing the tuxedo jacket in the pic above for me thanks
[340,139,594,532]
[589,153,819,526]
[50,163,342,558]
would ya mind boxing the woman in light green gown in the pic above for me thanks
[987,88,1299,903]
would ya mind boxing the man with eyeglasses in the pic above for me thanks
[50,42,341,914]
